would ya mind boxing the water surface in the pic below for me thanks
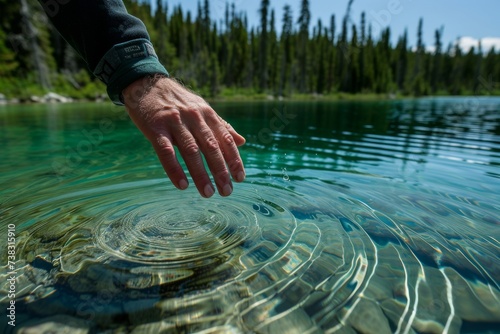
[0,97,499,333]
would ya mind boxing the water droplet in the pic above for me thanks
[282,168,290,181]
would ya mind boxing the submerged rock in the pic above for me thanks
[16,315,90,334]
[343,298,392,334]
[3,181,500,333]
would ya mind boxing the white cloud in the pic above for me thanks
[458,36,500,53]
[414,37,500,54]
[426,45,436,53]
[481,37,500,52]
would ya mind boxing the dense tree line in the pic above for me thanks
[0,0,499,100]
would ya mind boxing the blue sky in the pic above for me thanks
[159,0,500,52]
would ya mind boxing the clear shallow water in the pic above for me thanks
[0,97,499,333]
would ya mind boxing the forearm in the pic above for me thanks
[38,0,168,104]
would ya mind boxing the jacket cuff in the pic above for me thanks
[93,38,169,105]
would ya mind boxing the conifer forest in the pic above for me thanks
[0,0,499,100]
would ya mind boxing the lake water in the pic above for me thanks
[0,97,499,333]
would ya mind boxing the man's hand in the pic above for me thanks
[122,76,246,198]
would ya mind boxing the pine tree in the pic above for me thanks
[348,24,360,93]
[268,9,279,94]
[209,28,220,97]
[326,14,336,92]
[315,25,327,94]
[411,18,427,96]
[203,0,210,34]
[338,0,354,92]
[482,47,499,94]
[248,28,258,88]
[224,2,230,32]
[279,4,293,96]
[373,27,392,93]
[153,0,174,68]
[473,41,483,93]
[297,0,310,93]
[431,27,443,93]
[463,45,478,93]
[450,40,463,94]
[395,29,408,92]
[359,12,366,91]
[363,23,375,92]
[258,0,270,91]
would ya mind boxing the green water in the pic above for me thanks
[0,98,499,333]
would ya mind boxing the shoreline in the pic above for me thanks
[0,92,107,105]
[1,90,499,106]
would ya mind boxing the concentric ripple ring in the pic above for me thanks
[94,198,260,266]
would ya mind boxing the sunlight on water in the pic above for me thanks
[0,98,499,333]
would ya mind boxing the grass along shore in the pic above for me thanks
[1,83,499,105]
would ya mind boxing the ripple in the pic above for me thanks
[94,199,258,266]
[1,174,500,333]
[3,179,298,289]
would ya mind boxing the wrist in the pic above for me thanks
[97,39,169,106]
[122,74,168,107]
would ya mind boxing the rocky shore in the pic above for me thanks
[0,92,107,105]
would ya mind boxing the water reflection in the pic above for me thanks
[240,98,500,182]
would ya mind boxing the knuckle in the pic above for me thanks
[156,136,169,147]
[221,132,234,145]
[155,141,176,159]
[204,107,217,118]
[204,136,220,153]
[158,146,176,159]
[167,110,182,125]
[183,107,203,121]
[183,141,200,156]
[227,158,242,172]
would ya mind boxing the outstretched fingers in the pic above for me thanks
[173,126,217,198]
[123,76,246,198]
[152,135,189,191]
[224,121,246,147]
[212,118,246,184]
[191,122,235,196]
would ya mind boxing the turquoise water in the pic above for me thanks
[0,97,499,333]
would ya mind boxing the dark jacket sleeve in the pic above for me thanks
[38,0,169,105]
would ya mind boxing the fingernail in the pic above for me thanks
[236,171,245,182]
[223,184,232,196]
[204,184,215,198]
[179,179,188,190]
